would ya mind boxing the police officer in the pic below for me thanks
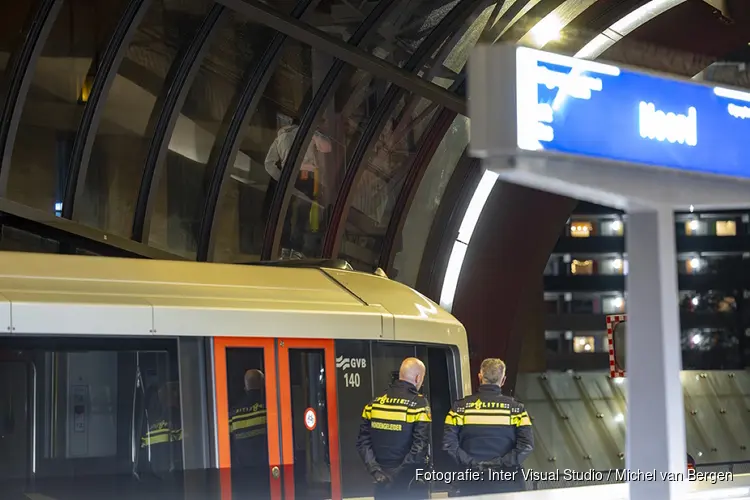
[136,383,182,479]
[443,358,533,496]
[229,369,270,498]
[356,358,432,499]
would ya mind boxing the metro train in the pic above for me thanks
[0,251,470,500]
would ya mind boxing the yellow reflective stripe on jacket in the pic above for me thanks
[464,407,511,426]
[230,410,267,433]
[512,411,532,427]
[464,414,512,425]
[141,428,170,447]
[362,404,373,419]
[445,410,464,426]
[446,407,518,426]
[370,404,430,423]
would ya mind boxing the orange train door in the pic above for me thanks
[214,337,341,500]
[214,337,283,499]
[277,338,341,500]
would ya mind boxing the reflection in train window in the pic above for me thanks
[0,338,181,496]
[288,349,331,499]
[225,347,270,499]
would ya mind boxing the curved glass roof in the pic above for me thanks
[0,0,747,287]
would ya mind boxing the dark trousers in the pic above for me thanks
[373,467,429,500]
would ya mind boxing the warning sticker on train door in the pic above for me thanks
[304,407,316,431]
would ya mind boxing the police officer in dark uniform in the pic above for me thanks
[356,357,432,499]
[137,382,183,476]
[443,358,533,496]
[135,381,183,498]
[230,369,270,499]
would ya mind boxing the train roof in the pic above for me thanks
[0,251,466,349]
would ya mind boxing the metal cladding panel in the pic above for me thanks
[0,252,363,305]
[515,371,750,489]
[6,292,154,335]
[151,298,384,338]
[0,292,10,334]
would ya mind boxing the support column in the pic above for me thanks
[625,208,686,500]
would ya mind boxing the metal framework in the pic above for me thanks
[217,0,466,115]
[379,79,465,275]
[61,0,153,219]
[131,4,228,242]
[195,0,314,261]
[321,0,483,259]
[259,0,401,260]
[0,0,63,195]
[416,154,480,299]
[0,0,715,294]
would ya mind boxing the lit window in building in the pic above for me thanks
[611,258,625,274]
[715,220,736,236]
[685,219,702,235]
[609,219,623,235]
[718,296,735,312]
[570,221,593,238]
[687,257,702,273]
[574,336,595,353]
[571,259,593,275]
[604,295,625,314]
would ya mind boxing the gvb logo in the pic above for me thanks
[335,356,367,371]
[336,355,367,388]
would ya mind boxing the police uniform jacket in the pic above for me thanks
[443,385,533,469]
[139,406,183,475]
[229,389,269,468]
[356,380,432,472]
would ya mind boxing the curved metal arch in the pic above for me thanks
[379,78,466,275]
[130,5,228,242]
[415,154,479,299]
[484,0,541,43]
[259,0,401,261]
[217,0,465,115]
[0,0,64,196]
[195,0,314,262]
[61,0,153,219]
[498,0,566,43]
[321,0,483,260]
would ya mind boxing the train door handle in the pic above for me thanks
[272,466,280,479]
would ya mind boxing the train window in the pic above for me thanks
[177,338,211,469]
[0,337,182,497]
[371,342,417,395]
[224,347,270,498]
[287,348,332,498]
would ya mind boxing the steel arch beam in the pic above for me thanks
[61,0,153,220]
[321,0,481,260]
[0,0,64,196]
[195,0,314,262]
[259,0,401,261]
[216,0,466,115]
[498,0,566,43]
[379,79,466,275]
[130,5,227,242]
[415,154,479,299]
[0,197,185,260]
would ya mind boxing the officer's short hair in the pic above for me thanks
[480,359,506,384]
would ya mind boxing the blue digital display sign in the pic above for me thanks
[516,47,750,180]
